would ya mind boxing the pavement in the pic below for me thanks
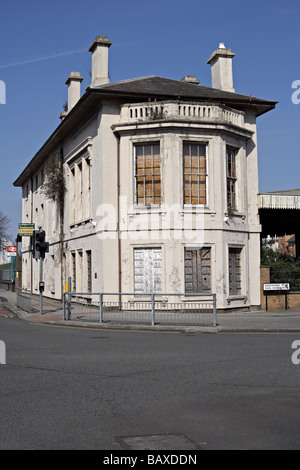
[1,287,300,333]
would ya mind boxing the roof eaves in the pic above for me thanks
[13,88,95,187]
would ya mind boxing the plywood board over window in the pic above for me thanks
[135,143,161,206]
[229,247,242,295]
[86,250,92,293]
[134,247,162,294]
[183,143,207,205]
[226,146,237,210]
[184,247,211,293]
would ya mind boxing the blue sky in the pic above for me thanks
[1,0,300,237]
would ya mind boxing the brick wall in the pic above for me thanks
[260,266,300,310]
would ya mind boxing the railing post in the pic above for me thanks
[213,294,217,327]
[99,293,103,324]
[151,294,155,326]
[67,276,72,320]
[63,292,66,321]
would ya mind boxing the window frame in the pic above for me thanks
[226,146,238,211]
[183,141,208,207]
[228,246,242,297]
[184,247,211,294]
[134,142,161,207]
[133,247,162,294]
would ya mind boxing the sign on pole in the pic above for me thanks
[263,283,290,291]
[18,223,35,237]
[7,246,17,256]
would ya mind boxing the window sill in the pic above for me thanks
[69,218,93,229]
[224,211,246,219]
[128,206,166,216]
[227,295,247,303]
[180,206,215,215]
[181,294,212,301]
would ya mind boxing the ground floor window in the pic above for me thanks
[86,250,92,293]
[229,247,242,295]
[134,247,162,294]
[70,249,92,293]
[184,247,211,293]
[71,252,76,292]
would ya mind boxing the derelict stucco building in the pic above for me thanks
[14,37,277,310]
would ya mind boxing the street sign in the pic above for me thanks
[263,283,290,291]
[18,223,35,237]
[7,246,17,256]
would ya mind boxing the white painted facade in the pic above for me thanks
[15,38,277,310]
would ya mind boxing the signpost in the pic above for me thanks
[263,283,290,311]
[263,283,290,291]
[18,223,35,237]
[7,246,17,256]
[15,223,49,312]
[6,245,17,282]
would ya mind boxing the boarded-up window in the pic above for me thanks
[77,251,83,292]
[134,248,162,294]
[71,252,76,292]
[86,250,92,293]
[229,247,242,295]
[183,142,207,205]
[135,143,161,205]
[184,248,211,293]
[226,147,237,210]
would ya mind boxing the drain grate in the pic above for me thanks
[115,433,202,450]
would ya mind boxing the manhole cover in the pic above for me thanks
[115,433,201,450]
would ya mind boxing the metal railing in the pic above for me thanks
[63,292,217,327]
[16,288,33,313]
[0,269,12,281]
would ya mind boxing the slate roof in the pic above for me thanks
[92,75,277,116]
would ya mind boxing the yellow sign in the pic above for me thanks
[18,223,35,236]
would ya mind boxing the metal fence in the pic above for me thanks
[16,288,32,313]
[0,269,11,282]
[63,292,217,327]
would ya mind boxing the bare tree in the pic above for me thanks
[0,210,10,241]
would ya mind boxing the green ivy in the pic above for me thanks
[42,151,65,215]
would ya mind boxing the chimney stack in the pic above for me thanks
[65,72,84,112]
[207,43,235,93]
[180,75,200,85]
[89,35,112,87]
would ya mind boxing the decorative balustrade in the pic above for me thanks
[120,101,244,127]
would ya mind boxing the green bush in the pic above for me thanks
[261,247,300,291]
